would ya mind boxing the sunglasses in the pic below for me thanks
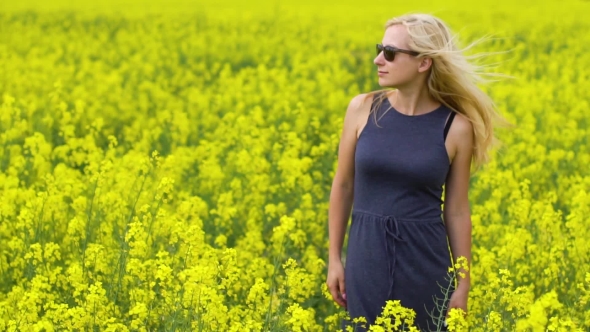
[376,43,420,62]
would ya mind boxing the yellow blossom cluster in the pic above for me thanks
[0,0,589,331]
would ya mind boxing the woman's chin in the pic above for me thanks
[378,78,395,88]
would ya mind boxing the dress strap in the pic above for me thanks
[443,111,456,142]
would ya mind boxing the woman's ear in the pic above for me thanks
[418,57,432,73]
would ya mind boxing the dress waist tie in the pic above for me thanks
[383,215,406,300]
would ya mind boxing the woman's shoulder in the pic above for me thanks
[348,90,389,112]
[348,92,375,109]
[448,112,473,138]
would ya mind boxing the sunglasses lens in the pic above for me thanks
[384,48,395,61]
[377,44,395,61]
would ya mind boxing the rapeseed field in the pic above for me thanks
[1,0,589,330]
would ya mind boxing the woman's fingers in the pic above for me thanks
[327,262,347,307]
[339,277,346,302]
[328,279,346,307]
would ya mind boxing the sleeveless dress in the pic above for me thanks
[342,92,457,332]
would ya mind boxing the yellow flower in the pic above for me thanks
[447,308,468,332]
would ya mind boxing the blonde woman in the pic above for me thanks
[326,13,509,331]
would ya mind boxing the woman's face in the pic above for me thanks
[374,25,422,88]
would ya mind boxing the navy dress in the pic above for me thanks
[342,92,457,332]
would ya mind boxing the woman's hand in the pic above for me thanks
[446,286,469,319]
[326,260,347,307]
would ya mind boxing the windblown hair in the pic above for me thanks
[364,13,513,172]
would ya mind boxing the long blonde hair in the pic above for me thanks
[364,13,513,173]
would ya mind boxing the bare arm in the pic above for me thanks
[443,113,474,292]
[328,93,369,263]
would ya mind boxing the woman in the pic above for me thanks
[326,13,509,331]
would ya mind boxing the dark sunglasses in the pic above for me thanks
[376,43,420,62]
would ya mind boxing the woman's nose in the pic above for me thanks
[374,53,384,65]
